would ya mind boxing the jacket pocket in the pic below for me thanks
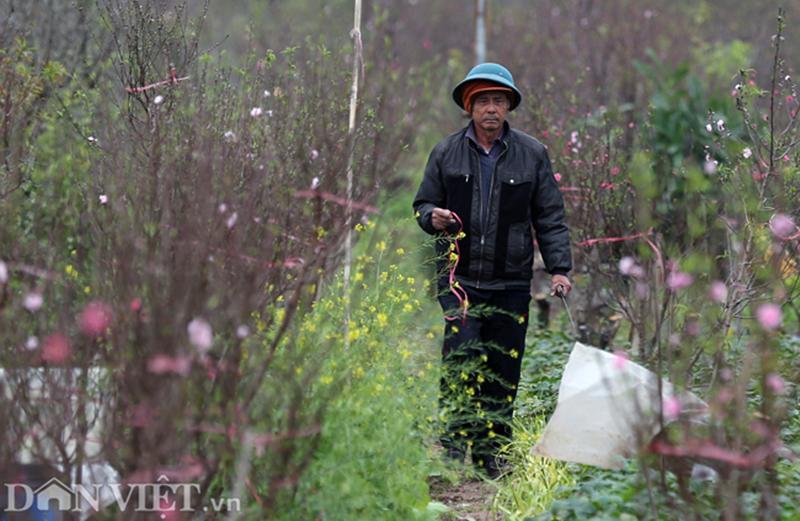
[493,177,532,279]
[504,221,533,277]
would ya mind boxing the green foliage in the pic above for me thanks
[693,39,754,90]
[492,416,576,520]
[264,215,442,520]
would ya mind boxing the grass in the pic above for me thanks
[491,416,577,519]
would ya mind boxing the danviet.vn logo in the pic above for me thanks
[3,474,240,517]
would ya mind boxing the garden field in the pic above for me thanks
[1,1,799,520]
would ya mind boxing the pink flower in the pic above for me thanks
[612,350,629,370]
[766,373,786,395]
[23,292,44,312]
[610,166,620,176]
[42,333,71,364]
[130,298,142,312]
[225,212,238,229]
[250,107,263,118]
[709,281,728,303]
[553,173,562,182]
[666,271,694,291]
[0,260,7,284]
[599,182,615,190]
[79,301,113,337]
[188,318,213,352]
[25,336,39,350]
[756,303,782,331]
[236,325,250,339]
[663,396,681,420]
[618,256,636,275]
[769,213,797,240]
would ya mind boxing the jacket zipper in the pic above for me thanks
[473,140,509,288]
[469,147,483,288]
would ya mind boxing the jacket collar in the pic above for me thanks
[463,120,512,149]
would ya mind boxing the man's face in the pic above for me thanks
[470,90,510,133]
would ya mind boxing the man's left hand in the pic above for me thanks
[550,274,572,297]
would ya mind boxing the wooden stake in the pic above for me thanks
[344,0,363,348]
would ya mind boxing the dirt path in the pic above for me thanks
[429,478,502,521]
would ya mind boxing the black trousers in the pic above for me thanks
[437,285,531,468]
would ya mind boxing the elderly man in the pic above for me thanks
[413,63,572,478]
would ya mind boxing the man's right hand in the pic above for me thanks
[431,207,457,231]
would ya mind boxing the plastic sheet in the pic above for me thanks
[532,342,707,469]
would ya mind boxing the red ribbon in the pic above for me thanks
[294,189,379,214]
[445,212,469,324]
[576,230,651,248]
[648,437,789,469]
[125,65,189,94]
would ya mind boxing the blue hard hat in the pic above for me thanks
[452,62,522,111]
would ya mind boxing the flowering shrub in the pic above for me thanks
[0,0,427,516]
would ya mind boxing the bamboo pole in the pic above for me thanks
[475,0,486,64]
[344,0,363,348]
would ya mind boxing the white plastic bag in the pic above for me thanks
[531,342,706,469]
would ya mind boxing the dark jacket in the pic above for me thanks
[413,123,572,290]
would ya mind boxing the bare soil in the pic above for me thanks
[429,477,502,521]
